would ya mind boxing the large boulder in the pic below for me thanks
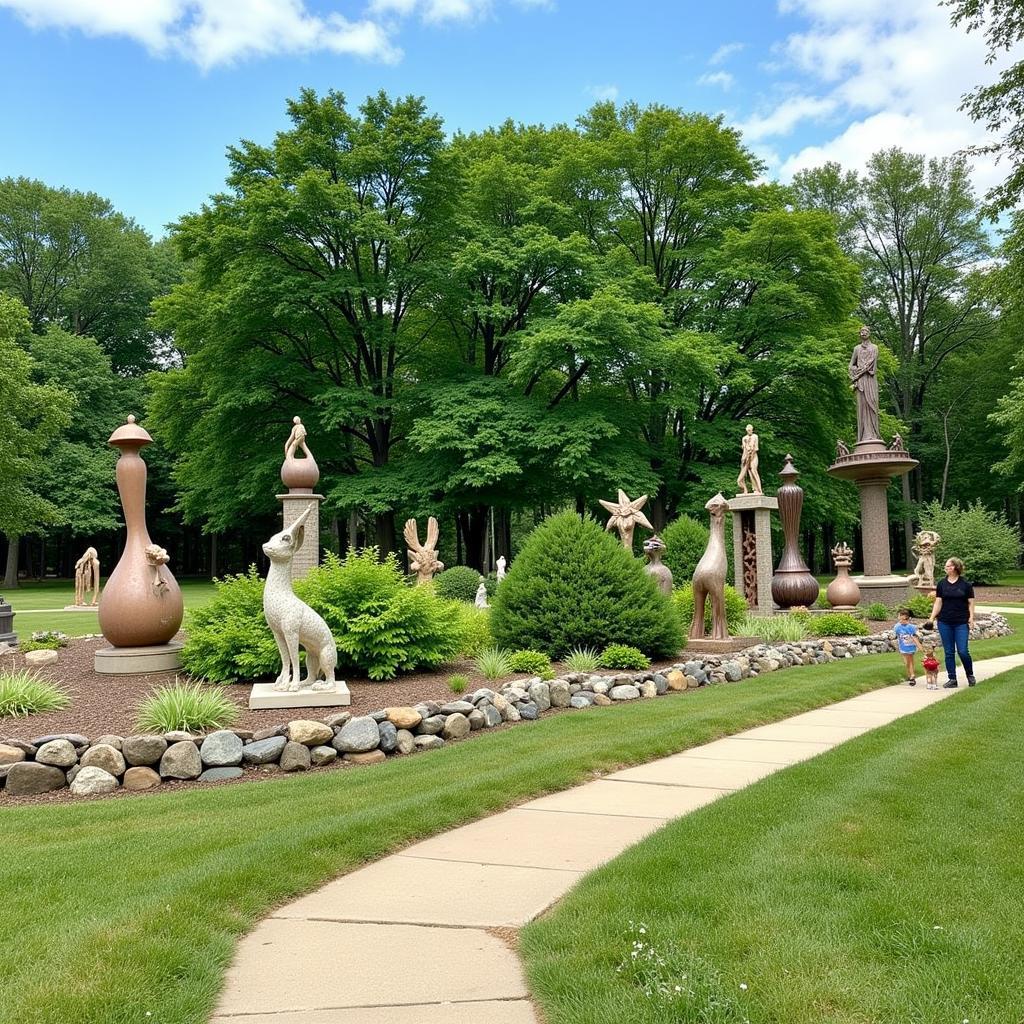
[159,741,202,780]
[70,766,119,796]
[442,713,471,740]
[385,707,422,730]
[34,739,78,769]
[332,716,380,754]
[24,649,58,667]
[242,736,287,765]
[286,720,333,747]
[122,734,168,767]
[5,762,66,795]
[123,767,162,791]
[200,731,244,767]
[0,743,26,766]
[80,744,126,777]
[280,741,311,772]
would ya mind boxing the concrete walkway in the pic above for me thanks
[976,604,1024,615]
[210,653,1024,1024]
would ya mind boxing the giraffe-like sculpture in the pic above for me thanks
[690,493,730,641]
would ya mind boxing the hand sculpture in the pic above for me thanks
[262,504,338,693]
[404,517,444,584]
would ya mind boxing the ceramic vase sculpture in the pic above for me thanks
[278,416,324,580]
[770,454,820,609]
[98,416,183,648]
[826,541,861,609]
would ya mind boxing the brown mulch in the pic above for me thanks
[973,585,1024,604]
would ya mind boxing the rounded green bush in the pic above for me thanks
[905,594,934,618]
[673,583,749,636]
[597,644,650,670]
[434,566,484,602]
[660,515,709,581]
[808,612,869,637]
[490,511,683,659]
[508,649,553,675]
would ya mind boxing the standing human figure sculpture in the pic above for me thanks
[736,424,763,495]
[849,326,881,443]
[284,416,312,461]
[474,578,489,609]
[74,547,101,606]
[496,555,507,582]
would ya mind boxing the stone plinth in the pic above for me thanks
[849,575,913,607]
[249,681,351,710]
[729,493,778,615]
[685,637,758,655]
[277,493,324,581]
[94,641,183,674]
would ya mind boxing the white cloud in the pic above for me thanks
[368,0,491,23]
[751,0,1016,194]
[0,0,400,67]
[709,41,744,65]
[698,70,735,90]
[585,83,619,101]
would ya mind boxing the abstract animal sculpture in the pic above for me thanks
[74,547,100,606]
[690,493,730,640]
[908,530,941,588]
[599,489,653,551]
[643,535,673,596]
[404,517,444,584]
[263,504,339,693]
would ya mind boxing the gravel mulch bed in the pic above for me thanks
[973,586,1024,604]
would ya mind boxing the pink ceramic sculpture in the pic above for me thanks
[98,416,183,647]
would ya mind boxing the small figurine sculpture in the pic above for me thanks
[599,489,653,551]
[736,424,763,495]
[889,432,906,452]
[908,529,941,588]
[474,578,489,609]
[849,325,881,443]
[404,517,444,584]
[73,547,101,606]
[826,540,861,609]
[280,415,320,492]
[263,504,340,693]
[690,493,730,641]
[284,416,311,461]
[496,555,507,581]
[642,535,673,596]
[144,545,171,593]
[835,439,850,459]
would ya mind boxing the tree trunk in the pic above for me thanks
[348,510,359,553]
[374,512,396,559]
[210,533,218,578]
[3,536,19,588]
[456,506,488,571]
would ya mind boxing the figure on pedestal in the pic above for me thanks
[642,535,673,596]
[496,555,507,582]
[278,416,324,580]
[73,547,100,606]
[599,489,653,551]
[736,424,763,495]
[474,578,489,609]
[690,493,730,641]
[908,530,941,588]
[404,517,444,584]
[849,326,881,443]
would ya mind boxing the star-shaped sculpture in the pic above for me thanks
[599,489,653,551]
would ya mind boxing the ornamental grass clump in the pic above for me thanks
[475,646,514,680]
[447,673,469,694]
[0,671,70,718]
[490,511,683,659]
[136,682,239,733]
[564,646,600,672]
[737,614,808,643]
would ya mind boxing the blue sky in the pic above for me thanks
[0,0,1003,237]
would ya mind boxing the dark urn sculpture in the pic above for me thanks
[0,595,16,646]
[770,454,820,609]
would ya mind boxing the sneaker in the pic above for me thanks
[909,679,916,686]
[943,679,958,689]
[967,675,976,686]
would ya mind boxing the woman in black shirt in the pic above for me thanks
[926,557,976,688]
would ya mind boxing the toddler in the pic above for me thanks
[893,608,920,685]
[922,644,940,689]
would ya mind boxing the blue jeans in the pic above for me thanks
[936,620,973,680]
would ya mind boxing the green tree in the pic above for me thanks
[0,296,70,586]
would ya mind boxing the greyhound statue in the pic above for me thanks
[262,504,339,692]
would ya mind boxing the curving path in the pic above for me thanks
[210,653,1024,1024]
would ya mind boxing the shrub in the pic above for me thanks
[907,593,935,618]
[0,670,70,718]
[864,602,891,621]
[21,631,69,652]
[918,500,1022,584]
[490,511,683,658]
[508,649,552,675]
[181,569,279,683]
[447,602,493,658]
[674,583,749,637]
[564,646,600,672]
[660,515,710,581]
[447,673,469,694]
[475,646,514,681]
[597,644,650,670]
[737,614,808,643]
[814,588,831,609]
[136,682,239,733]
[434,566,484,603]
[808,612,869,637]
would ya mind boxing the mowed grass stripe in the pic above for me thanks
[2,623,1021,1024]
[522,662,1024,1024]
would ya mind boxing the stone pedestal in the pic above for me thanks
[249,681,351,710]
[94,641,183,674]
[729,493,777,615]
[850,575,913,607]
[685,636,758,655]
[277,492,324,581]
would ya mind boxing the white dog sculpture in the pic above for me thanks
[263,505,338,693]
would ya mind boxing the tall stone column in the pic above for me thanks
[856,476,893,577]
[278,416,323,581]
[729,493,778,614]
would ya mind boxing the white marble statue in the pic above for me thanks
[496,555,507,581]
[263,504,339,693]
[474,579,489,609]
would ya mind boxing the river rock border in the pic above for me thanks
[0,614,1010,800]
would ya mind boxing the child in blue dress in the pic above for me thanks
[893,608,921,685]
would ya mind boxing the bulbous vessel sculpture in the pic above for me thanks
[98,416,183,647]
[770,454,820,609]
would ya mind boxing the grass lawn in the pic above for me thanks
[2,621,1021,1024]
[3,579,217,636]
[996,569,1024,587]
[522,658,1024,1023]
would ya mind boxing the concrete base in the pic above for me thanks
[852,574,912,606]
[685,636,759,654]
[249,681,351,710]
[63,605,99,612]
[94,641,183,674]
